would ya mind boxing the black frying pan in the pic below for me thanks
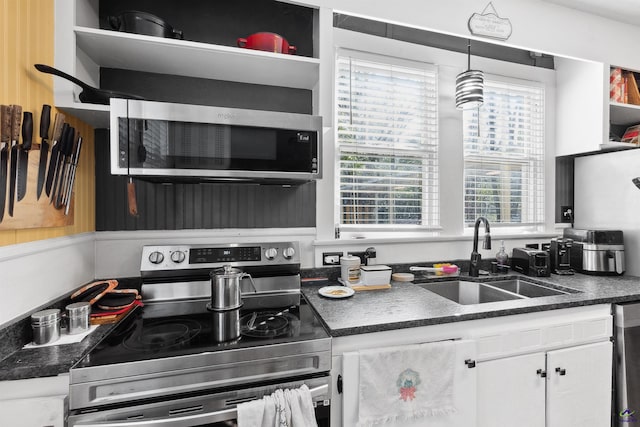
[34,64,145,105]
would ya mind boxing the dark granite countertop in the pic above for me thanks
[3,271,640,382]
[301,272,640,337]
[0,277,142,382]
[0,319,129,381]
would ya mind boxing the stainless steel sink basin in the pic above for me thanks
[487,279,570,298]
[418,278,573,305]
[418,281,525,305]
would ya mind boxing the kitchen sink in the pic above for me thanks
[418,281,525,305]
[487,279,571,298]
[418,278,574,305]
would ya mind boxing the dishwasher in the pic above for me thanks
[615,302,640,425]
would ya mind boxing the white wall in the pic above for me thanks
[574,151,640,276]
[0,234,95,327]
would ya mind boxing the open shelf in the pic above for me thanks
[56,102,110,129]
[610,101,640,127]
[599,141,639,152]
[75,27,320,90]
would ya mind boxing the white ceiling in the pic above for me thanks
[543,0,640,26]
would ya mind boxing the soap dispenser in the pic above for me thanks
[496,241,509,272]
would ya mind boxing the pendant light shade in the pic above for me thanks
[456,41,484,110]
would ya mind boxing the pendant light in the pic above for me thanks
[455,40,484,109]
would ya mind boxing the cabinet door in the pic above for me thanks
[546,341,613,427]
[341,339,476,427]
[477,352,546,427]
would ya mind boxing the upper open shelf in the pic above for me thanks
[75,27,320,90]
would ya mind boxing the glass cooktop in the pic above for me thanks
[75,295,329,369]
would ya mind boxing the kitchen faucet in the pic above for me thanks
[470,217,491,277]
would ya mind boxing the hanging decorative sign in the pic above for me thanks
[468,2,512,41]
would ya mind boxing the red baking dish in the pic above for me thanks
[237,32,297,54]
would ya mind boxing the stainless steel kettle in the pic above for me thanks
[208,265,256,311]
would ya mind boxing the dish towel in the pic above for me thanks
[237,384,318,427]
[357,340,457,426]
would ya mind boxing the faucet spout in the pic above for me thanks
[470,217,491,277]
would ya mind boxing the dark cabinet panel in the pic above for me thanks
[100,69,312,114]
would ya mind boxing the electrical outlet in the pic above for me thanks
[322,252,343,266]
[561,205,573,223]
[348,251,366,265]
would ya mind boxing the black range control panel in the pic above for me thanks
[190,246,261,264]
[140,242,300,274]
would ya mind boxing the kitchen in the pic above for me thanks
[2,0,640,425]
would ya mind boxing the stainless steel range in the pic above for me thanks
[67,241,332,427]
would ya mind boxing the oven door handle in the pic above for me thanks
[73,384,329,427]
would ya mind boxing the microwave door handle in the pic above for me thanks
[73,384,328,427]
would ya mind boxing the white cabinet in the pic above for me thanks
[329,305,613,427]
[546,341,612,427]
[554,58,640,156]
[555,57,608,156]
[477,341,612,427]
[340,340,477,427]
[0,374,69,427]
[477,352,546,427]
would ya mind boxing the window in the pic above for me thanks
[463,77,545,228]
[335,50,439,230]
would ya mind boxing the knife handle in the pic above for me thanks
[0,105,11,143]
[51,112,65,144]
[62,126,75,156]
[127,177,138,217]
[22,112,33,150]
[10,105,22,141]
[40,105,51,140]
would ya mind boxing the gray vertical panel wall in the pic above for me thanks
[95,130,316,231]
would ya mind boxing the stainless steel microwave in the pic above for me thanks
[110,99,322,184]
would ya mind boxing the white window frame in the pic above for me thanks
[321,28,556,241]
[462,74,546,231]
[335,48,439,233]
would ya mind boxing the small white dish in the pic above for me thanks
[318,286,355,299]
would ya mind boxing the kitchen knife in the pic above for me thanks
[36,105,51,200]
[64,135,82,215]
[0,105,11,223]
[8,105,22,217]
[17,111,33,201]
[52,125,74,207]
[57,129,77,209]
[45,118,66,197]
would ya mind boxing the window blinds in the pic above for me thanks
[336,51,439,228]
[463,78,545,227]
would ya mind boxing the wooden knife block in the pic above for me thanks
[0,146,74,229]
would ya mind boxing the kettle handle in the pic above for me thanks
[242,273,258,293]
[107,15,122,31]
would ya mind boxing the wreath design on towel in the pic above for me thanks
[396,368,421,402]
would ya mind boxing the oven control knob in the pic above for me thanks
[148,251,165,264]
[171,251,186,264]
[283,247,296,260]
[265,248,278,260]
